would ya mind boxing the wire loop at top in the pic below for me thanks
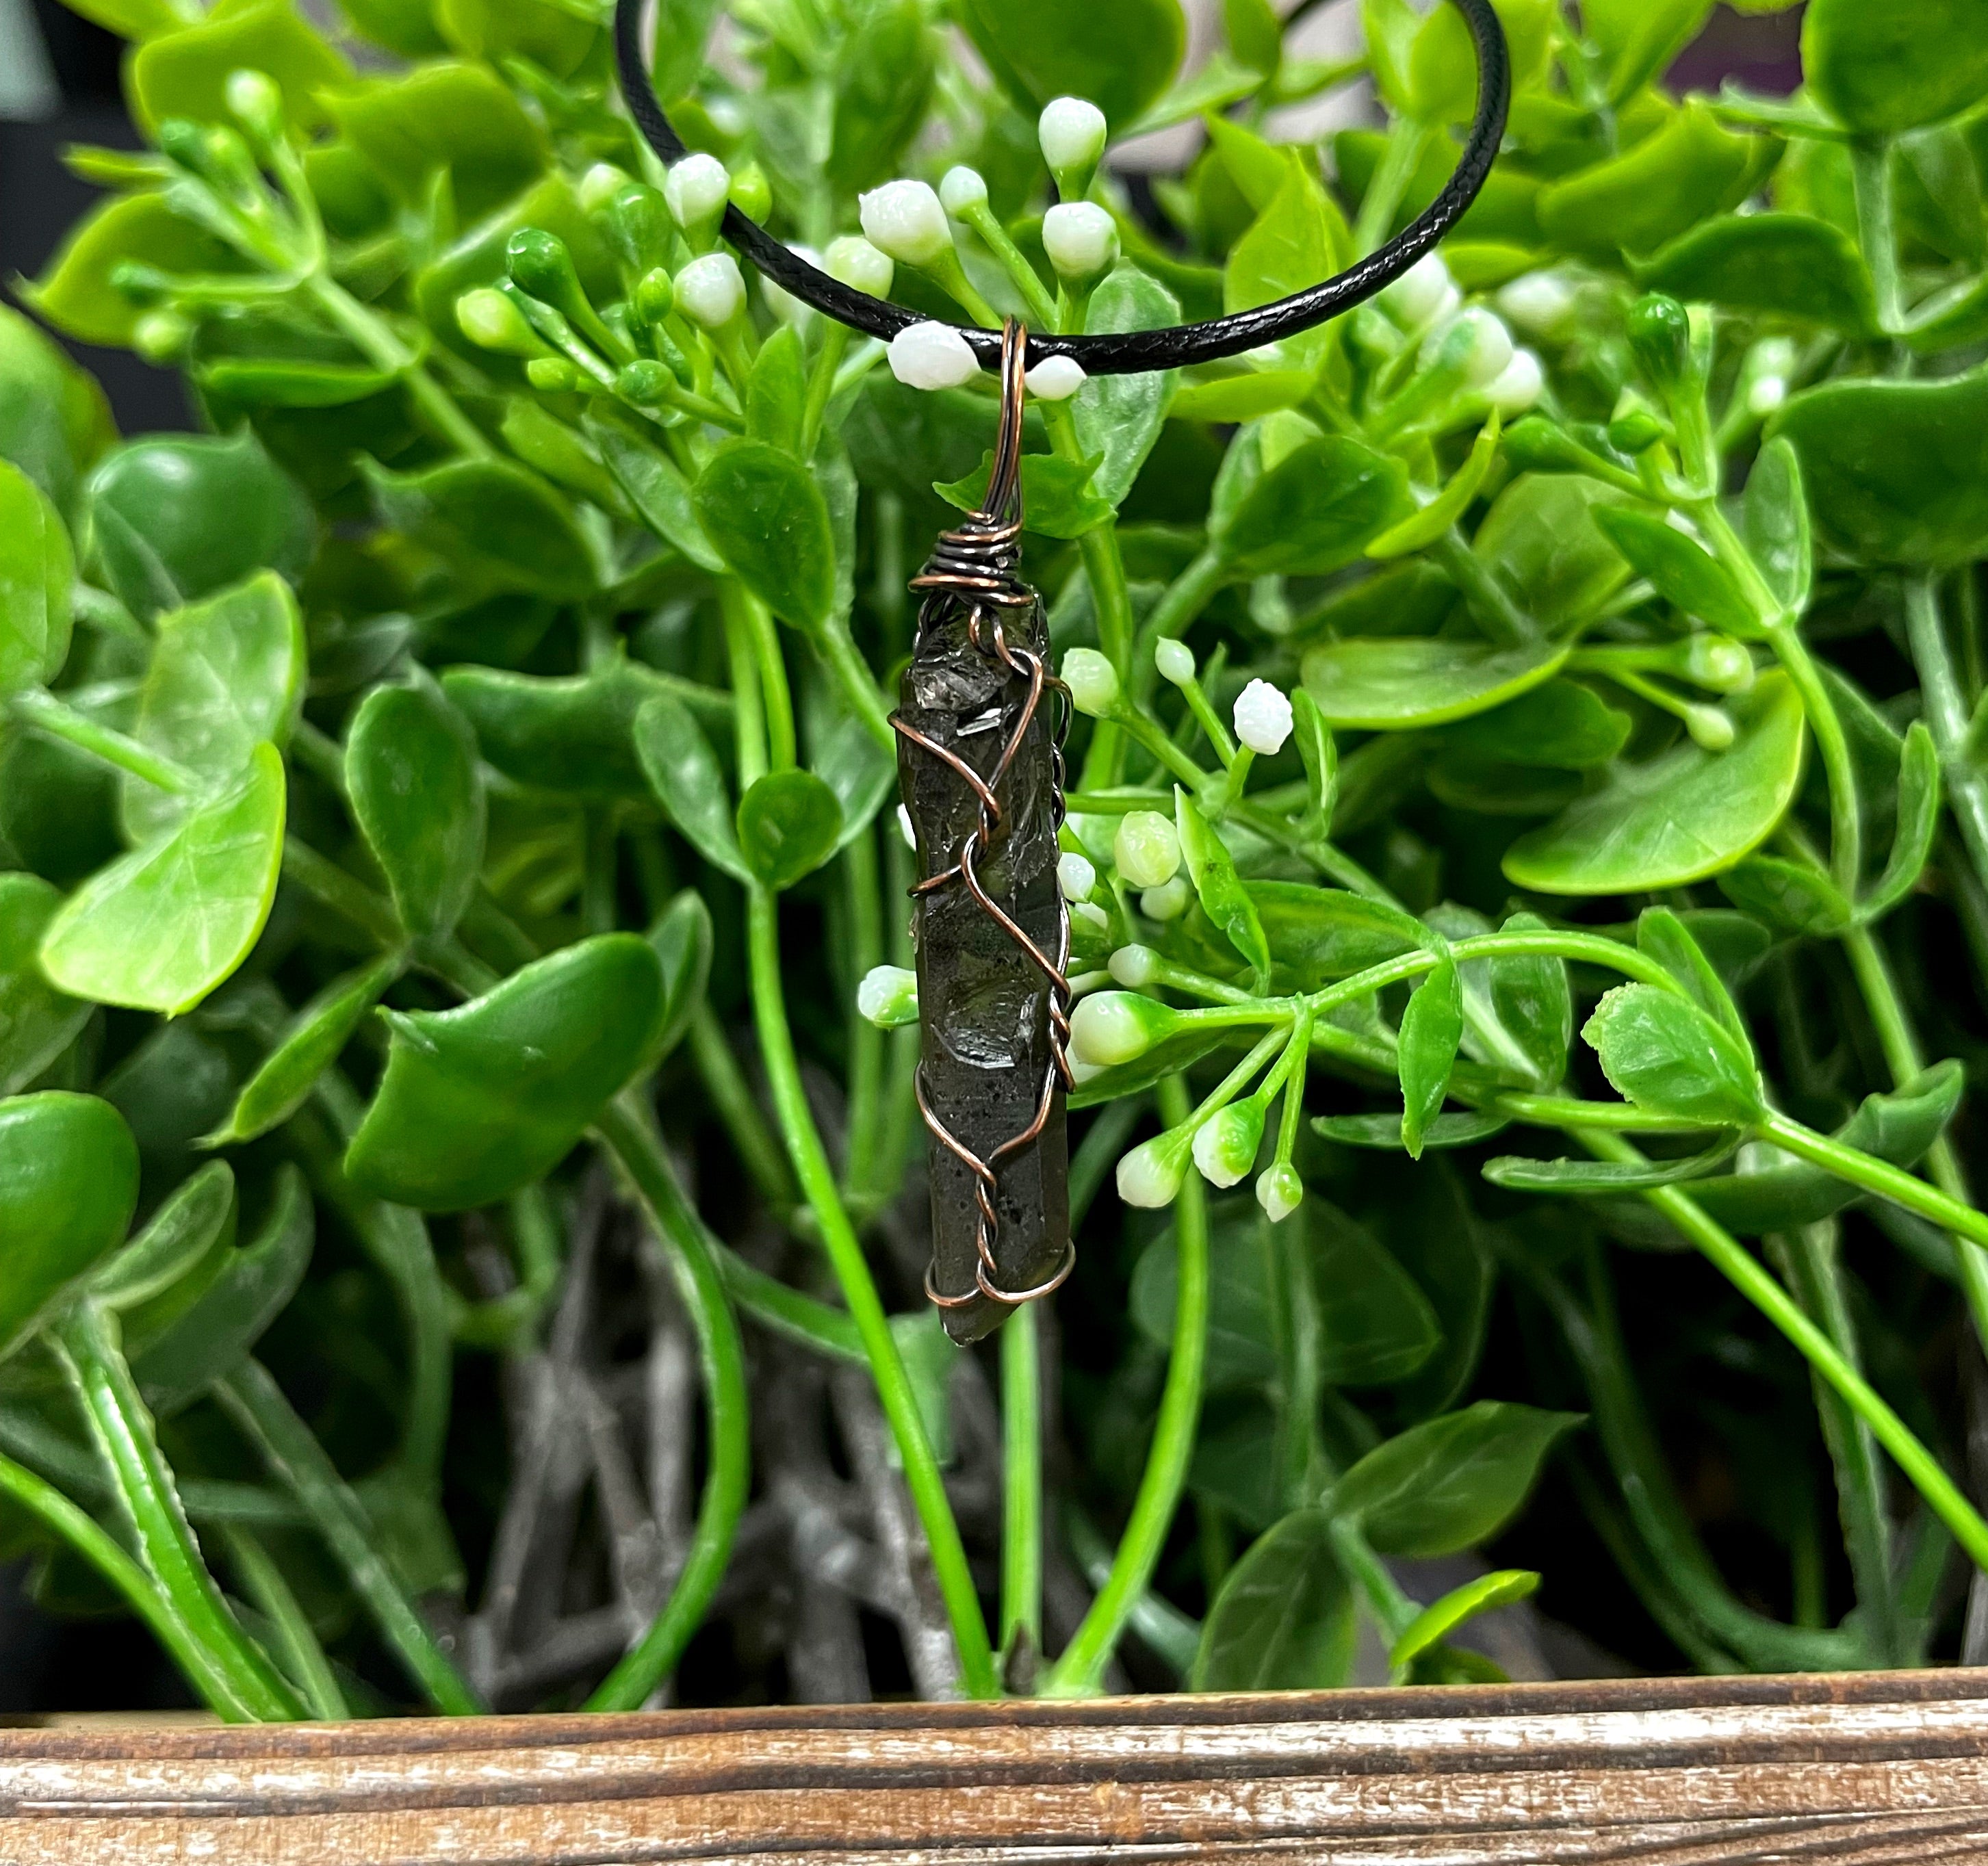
[614,0,1509,376]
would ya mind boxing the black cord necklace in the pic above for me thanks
[615,2,1510,1340]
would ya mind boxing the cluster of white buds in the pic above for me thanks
[1380,252,1462,337]
[760,244,820,324]
[1386,256,1543,417]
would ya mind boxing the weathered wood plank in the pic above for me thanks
[1,1672,1986,1865]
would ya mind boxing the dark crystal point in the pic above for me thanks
[897,587,1068,1345]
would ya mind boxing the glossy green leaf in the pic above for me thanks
[634,692,749,882]
[1471,474,1632,629]
[1582,984,1765,1126]
[695,441,836,632]
[40,743,286,1016]
[0,876,89,1098]
[1190,1508,1354,1690]
[644,890,711,1071]
[1315,1109,1511,1150]
[957,0,1184,129]
[1217,436,1412,576]
[328,63,547,221]
[814,713,896,851]
[125,571,306,840]
[0,462,73,699]
[0,1091,138,1359]
[744,326,808,456]
[935,450,1112,540]
[1742,437,1812,617]
[586,417,725,575]
[1591,506,1759,636]
[1637,213,1876,333]
[1074,269,1180,508]
[1438,682,1630,770]
[1167,370,1315,425]
[132,1165,313,1416]
[1310,1200,1441,1384]
[1636,906,1748,1046]
[1366,415,1501,560]
[1131,1202,1278,1394]
[1302,636,1567,729]
[87,434,314,622]
[129,0,352,132]
[1585,0,1712,103]
[27,192,250,350]
[1399,953,1462,1158]
[1770,366,1988,569]
[829,0,934,191]
[1461,909,1572,1089]
[1482,1141,1737,1194]
[1174,788,1269,983]
[348,680,485,939]
[1863,722,1939,922]
[1223,161,1347,370]
[204,954,403,1148]
[1803,0,1988,134]
[1390,1569,1540,1670]
[1328,1401,1582,1556]
[1716,855,1853,935]
[1503,672,1805,893]
[345,934,666,1210]
[736,770,842,891]
[91,1160,235,1310]
[365,456,597,601]
[1251,881,1425,988]
[0,304,116,517]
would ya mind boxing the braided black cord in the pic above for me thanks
[613,0,1510,376]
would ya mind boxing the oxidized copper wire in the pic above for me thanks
[890,322,1074,1313]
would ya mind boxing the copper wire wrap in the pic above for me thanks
[891,322,1076,1314]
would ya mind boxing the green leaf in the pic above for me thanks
[1366,415,1501,560]
[643,889,711,1071]
[1290,688,1336,831]
[40,743,287,1017]
[1465,909,1573,1089]
[736,770,842,891]
[1131,1202,1278,1393]
[124,571,306,840]
[26,192,250,350]
[1250,881,1425,987]
[1310,1200,1441,1384]
[814,713,896,851]
[1407,0,1555,122]
[1716,855,1853,936]
[0,1091,138,1360]
[1223,161,1348,370]
[0,461,73,699]
[634,692,749,883]
[1863,723,1939,922]
[1438,681,1631,770]
[87,434,315,622]
[1074,269,1180,508]
[365,456,597,601]
[1591,506,1760,637]
[1217,436,1411,576]
[695,441,837,632]
[829,0,935,192]
[587,417,725,574]
[1742,437,1812,617]
[1174,788,1270,984]
[204,954,404,1148]
[345,934,666,1211]
[935,451,1112,539]
[0,303,116,518]
[1503,671,1805,893]
[1637,213,1876,334]
[131,1165,313,1416]
[91,1161,235,1311]
[1191,1508,1354,1691]
[347,679,485,939]
[957,0,1185,130]
[129,0,352,133]
[1636,906,1749,1046]
[1585,0,1712,103]
[1399,954,1462,1158]
[1315,1110,1511,1150]
[327,62,547,222]
[1328,1401,1583,1555]
[746,325,808,455]
[1803,0,1988,134]
[1481,1141,1738,1193]
[1389,1569,1540,1671]
[1167,369,1315,424]
[0,876,90,1098]
[1582,983,1765,1126]
[1302,636,1568,729]
[1471,474,1633,629]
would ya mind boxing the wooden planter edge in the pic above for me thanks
[3,1668,1987,1863]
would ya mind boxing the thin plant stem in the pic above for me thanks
[222,1525,350,1720]
[1848,136,1905,335]
[1000,1302,1044,1663]
[1042,1074,1208,1696]
[688,1000,801,1215]
[842,822,888,1209]
[1758,1109,1988,1253]
[1906,573,1988,887]
[713,1242,865,1361]
[587,1096,752,1710]
[9,688,195,792]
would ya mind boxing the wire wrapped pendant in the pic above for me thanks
[894,323,1073,1344]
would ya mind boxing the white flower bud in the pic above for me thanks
[1140,877,1192,921]
[1256,1162,1304,1223]
[1116,1131,1189,1208]
[1025,355,1085,400]
[1058,852,1096,900]
[1061,647,1120,716]
[1434,307,1515,389]
[674,252,745,328]
[896,802,916,848]
[1039,96,1107,181]
[1232,679,1294,756]
[1115,810,1181,890]
[1073,900,1110,931]
[1379,252,1453,333]
[579,161,631,216]
[1686,703,1735,751]
[1042,202,1119,281]
[1747,373,1787,417]
[1192,1100,1265,1188]
[1483,347,1543,415]
[1154,637,1194,686]
[856,964,919,1028]
[1495,268,1578,338]
[888,320,979,389]
[760,244,819,324]
[664,153,730,232]
[825,235,894,297]
[1108,943,1159,987]
[1683,635,1755,694]
[224,68,283,140]
[938,165,988,216]
[859,179,953,268]
[1070,990,1175,1067]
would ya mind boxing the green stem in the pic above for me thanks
[959,201,1061,331]
[1770,621,1861,896]
[1430,530,1529,646]
[1001,1303,1044,1663]
[0,1448,257,1720]
[1849,137,1905,335]
[1330,1516,1417,1642]
[714,1243,865,1361]
[1905,573,1988,887]
[688,998,801,1215]
[10,688,195,792]
[748,886,997,1697]
[816,616,895,751]
[587,1096,751,1710]
[222,1525,350,1720]
[57,1306,302,1720]
[1759,1109,1988,1254]
[842,823,888,1210]
[306,274,493,459]
[1353,118,1433,257]
[281,837,403,948]
[1138,549,1230,663]
[217,1358,482,1714]
[1042,1074,1207,1696]
[801,322,851,460]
